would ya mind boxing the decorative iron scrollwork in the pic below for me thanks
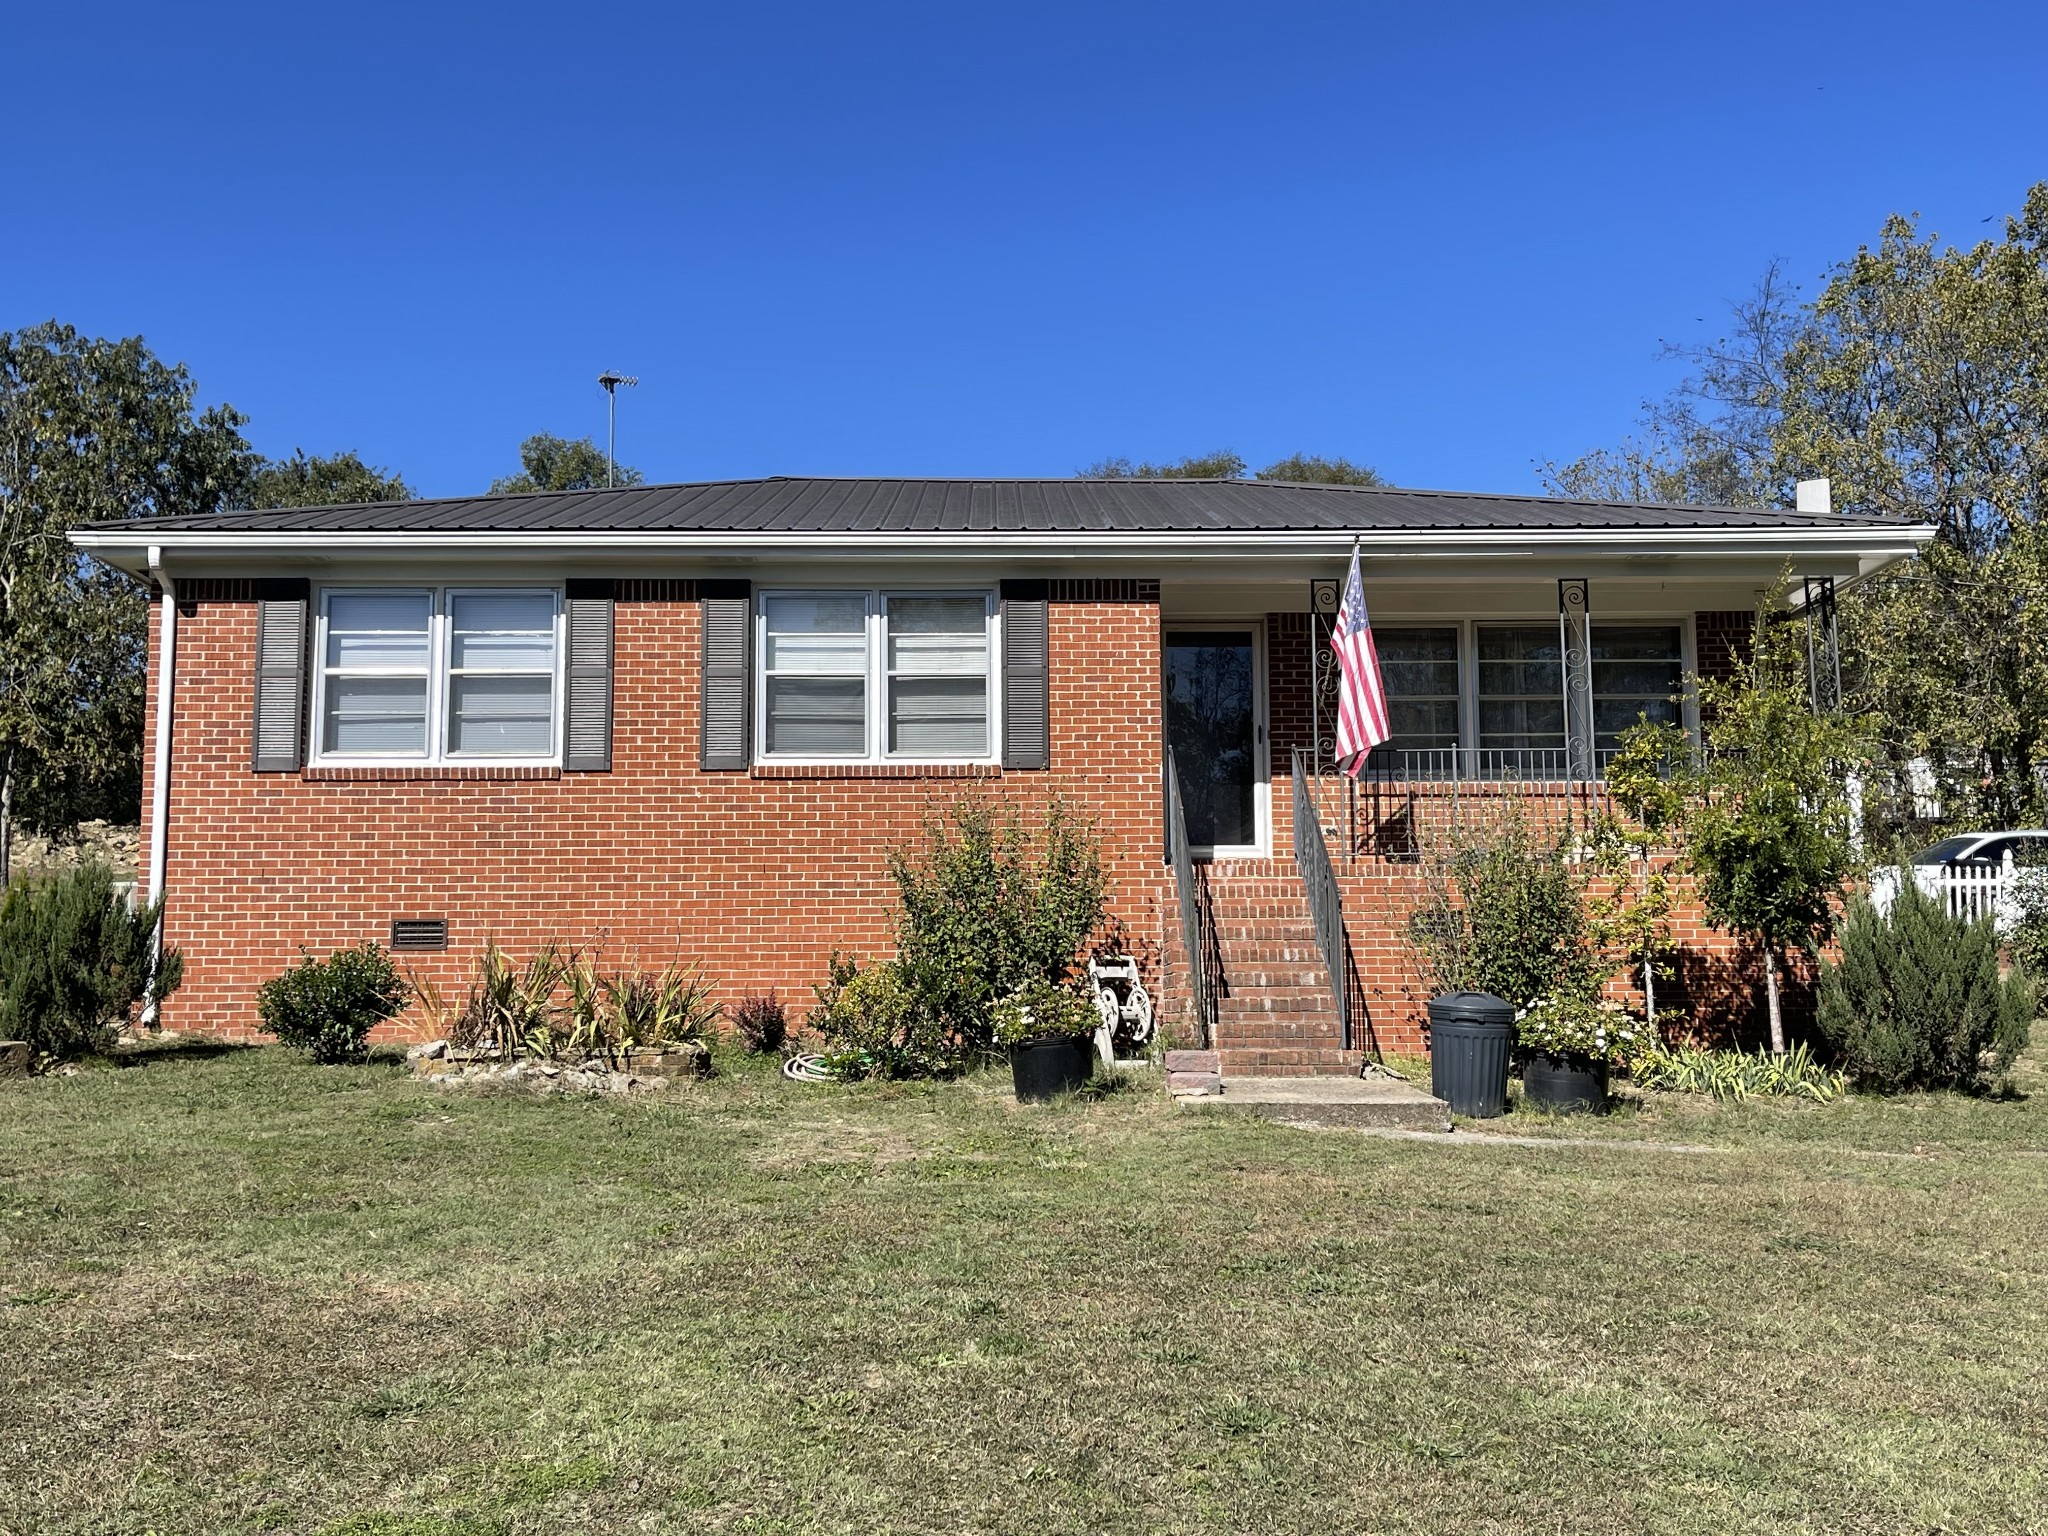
[1558,577,1593,784]
[1804,576,1841,714]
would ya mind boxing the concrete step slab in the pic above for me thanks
[1180,1074,1452,1131]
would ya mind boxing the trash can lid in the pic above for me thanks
[1425,991,1516,1025]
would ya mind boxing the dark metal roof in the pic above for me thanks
[82,476,1877,537]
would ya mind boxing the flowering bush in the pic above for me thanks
[1513,993,1651,1065]
[990,978,1100,1049]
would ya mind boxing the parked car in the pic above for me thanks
[1869,829,2048,926]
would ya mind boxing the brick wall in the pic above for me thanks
[1267,611,1320,774]
[144,580,1794,1056]
[145,580,1172,1041]
[1694,610,1755,688]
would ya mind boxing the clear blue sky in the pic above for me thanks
[9,1,2045,500]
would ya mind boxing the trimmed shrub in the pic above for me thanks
[0,862,182,1060]
[807,955,955,1079]
[1817,877,2032,1093]
[258,943,407,1064]
[1410,807,1592,1011]
[730,992,787,1054]
[887,794,1107,1048]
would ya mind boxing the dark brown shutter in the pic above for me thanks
[563,579,615,771]
[1000,580,1050,771]
[699,580,752,770]
[251,578,311,772]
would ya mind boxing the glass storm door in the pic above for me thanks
[1165,627,1266,855]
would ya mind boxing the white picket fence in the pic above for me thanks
[1875,855,2026,932]
[1935,857,2013,926]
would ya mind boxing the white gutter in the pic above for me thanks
[143,546,177,1027]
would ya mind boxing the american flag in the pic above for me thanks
[1330,540,1389,776]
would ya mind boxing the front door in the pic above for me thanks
[1165,626,1267,856]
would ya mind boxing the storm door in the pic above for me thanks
[1164,626,1268,856]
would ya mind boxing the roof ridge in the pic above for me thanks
[74,475,1909,536]
[196,473,1846,522]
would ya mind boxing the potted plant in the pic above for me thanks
[1513,993,1648,1113]
[993,978,1099,1103]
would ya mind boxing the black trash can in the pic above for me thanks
[1426,992,1514,1118]
[1010,1035,1095,1103]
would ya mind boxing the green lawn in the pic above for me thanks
[3,1043,2046,1536]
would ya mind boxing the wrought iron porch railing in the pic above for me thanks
[1164,748,1215,1048]
[1299,747,1623,863]
[1290,749,1351,1051]
[1359,746,1622,782]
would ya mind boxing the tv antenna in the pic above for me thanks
[597,371,639,487]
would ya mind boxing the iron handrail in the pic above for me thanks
[1290,748,1351,1051]
[1164,748,1214,1048]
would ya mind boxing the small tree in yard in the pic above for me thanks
[1818,879,2031,1092]
[1679,592,1864,1054]
[1590,726,1688,1021]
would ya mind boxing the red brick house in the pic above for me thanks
[71,477,1929,1072]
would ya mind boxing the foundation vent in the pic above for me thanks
[389,918,449,952]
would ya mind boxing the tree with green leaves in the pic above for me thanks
[1590,727,1687,1021]
[1,323,252,879]
[0,861,182,1058]
[1547,185,2048,837]
[240,449,411,509]
[1778,189,2048,831]
[1255,453,1385,486]
[1673,593,1865,1053]
[1082,450,1248,479]
[1081,449,1384,484]
[489,433,642,494]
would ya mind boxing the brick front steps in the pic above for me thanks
[1206,875,1356,1076]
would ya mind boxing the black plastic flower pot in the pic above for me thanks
[1521,1052,1610,1114]
[1426,992,1514,1118]
[1010,1034,1095,1103]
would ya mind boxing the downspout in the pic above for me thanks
[143,546,177,1026]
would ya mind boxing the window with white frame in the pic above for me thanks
[1476,624,1565,754]
[1473,621,1685,758]
[315,587,561,762]
[1368,626,1461,761]
[1591,624,1683,752]
[759,590,995,760]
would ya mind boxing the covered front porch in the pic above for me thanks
[1157,569,1787,862]
[1153,564,1836,1073]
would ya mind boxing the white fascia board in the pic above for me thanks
[68,523,1938,574]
